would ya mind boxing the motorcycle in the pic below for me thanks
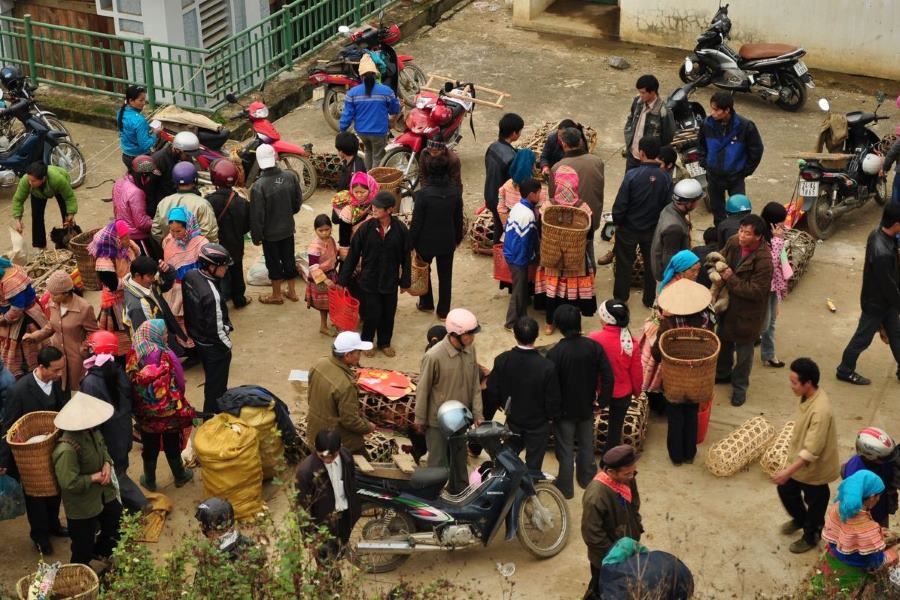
[679,3,814,112]
[0,75,70,145]
[0,94,86,189]
[307,12,426,131]
[665,75,710,190]
[379,81,476,199]
[789,93,892,240]
[155,95,318,201]
[350,420,570,573]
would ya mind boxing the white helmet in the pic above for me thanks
[444,308,481,336]
[672,178,704,204]
[856,427,896,462]
[861,153,883,176]
[437,400,473,436]
[173,131,200,154]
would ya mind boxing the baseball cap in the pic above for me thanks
[256,143,277,169]
[333,331,373,354]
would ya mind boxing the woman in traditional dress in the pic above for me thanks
[161,207,208,348]
[89,220,140,360]
[534,165,596,334]
[331,171,379,258]
[306,214,339,336]
[0,258,48,377]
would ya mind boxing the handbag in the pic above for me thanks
[0,474,26,521]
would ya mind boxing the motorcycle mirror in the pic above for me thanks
[225,92,238,104]
[684,58,693,74]
[875,90,885,104]
[817,98,830,112]
[338,25,351,35]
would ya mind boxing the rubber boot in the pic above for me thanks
[167,456,194,488]
[140,457,157,492]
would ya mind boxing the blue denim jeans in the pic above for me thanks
[760,292,780,362]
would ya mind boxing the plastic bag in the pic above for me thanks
[240,403,284,480]
[0,474,26,521]
[247,254,270,286]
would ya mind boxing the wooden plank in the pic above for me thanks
[783,152,854,160]
[353,454,375,473]
[392,453,417,474]
[366,463,413,480]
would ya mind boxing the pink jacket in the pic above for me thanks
[112,174,152,240]
[589,325,642,399]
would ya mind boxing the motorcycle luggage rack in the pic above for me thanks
[421,73,509,109]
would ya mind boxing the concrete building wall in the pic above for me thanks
[619,0,900,81]
[512,0,555,25]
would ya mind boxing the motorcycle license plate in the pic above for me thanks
[799,181,819,197]
[685,161,706,177]
[794,61,808,76]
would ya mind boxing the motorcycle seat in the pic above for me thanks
[410,467,449,491]
[198,128,230,151]
[738,43,799,60]
[845,112,875,126]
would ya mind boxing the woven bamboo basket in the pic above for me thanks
[66,228,101,291]
[360,389,418,431]
[659,328,721,403]
[610,245,648,288]
[310,152,345,189]
[469,211,495,255]
[782,228,817,293]
[706,416,776,477]
[6,411,61,496]
[16,563,99,600]
[594,393,649,453]
[294,417,396,463]
[539,205,590,275]
[759,421,796,476]
[516,121,599,157]
[368,167,404,205]
[407,251,430,297]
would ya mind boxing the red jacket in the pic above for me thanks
[588,325,642,399]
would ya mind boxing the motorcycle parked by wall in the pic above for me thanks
[665,75,709,188]
[789,93,891,239]
[679,3,814,111]
[0,69,70,143]
[350,419,570,573]
[307,13,426,131]
[0,94,86,188]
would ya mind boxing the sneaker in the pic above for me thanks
[779,520,802,535]
[789,537,817,554]
[764,359,786,368]
[836,370,871,385]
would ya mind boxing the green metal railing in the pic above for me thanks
[0,0,394,112]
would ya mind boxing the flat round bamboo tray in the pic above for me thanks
[706,416,775,477]
[67,228,101,291]
[659,328,720,403]
[6,411,60,496]
[759,421,795,476]
[16,563,99,600]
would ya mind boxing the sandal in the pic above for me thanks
[258,294,284,305]
[381,346,396,357]
[284,292,300,302]
[319,326,337,337]
[364,349,376,358]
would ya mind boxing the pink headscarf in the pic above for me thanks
[552,165,581,207]
[349,171,379,207]
[114,219,130,238]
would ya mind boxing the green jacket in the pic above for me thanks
[12,165,78,219]
[306,356,370,454]
[52,429,116,520]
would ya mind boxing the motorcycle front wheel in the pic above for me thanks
[279,153,318,202]
[322,86,346,132]
[49,141,86,188]
[806,187,837,240]
[380,146,418,198]
[775,71,806,112]
[874,174,889,206]
[348,504,415,573]
[516,483,570,559]
[398,64,427,106]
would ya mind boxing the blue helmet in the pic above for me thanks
[171,161,197,185]
[725,194,751,215]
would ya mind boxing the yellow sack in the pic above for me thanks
[194,413,264,520]
[239,403,285,480]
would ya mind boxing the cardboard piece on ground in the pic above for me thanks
[354,454,375,473]
[137,492,173,543]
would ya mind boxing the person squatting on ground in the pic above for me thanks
[195,497,254,561]
[12,162,78,250]
[501,177,541,329]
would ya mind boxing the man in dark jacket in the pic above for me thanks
[250,144,302,305]
[182,244,234,414]
[582,445,644,599]
[484,113,524,243]
[340,191,411,357]
[206,159,251,309]
[612,136,672,306]
[623,74,676,170]
[650,178,703,282]
[410,154,464,319]
[0,347,68,554]
[552,127,605,231]
[836,203,900,385]
[122,256,187,357]
[697,92,764,226]
[716,193,752,249]
[546,305,614,499]
[540,119,585,176]
[715,215,773,406]
[487,316,561,470]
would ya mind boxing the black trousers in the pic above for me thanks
[613,227,656,306]
[262,236,298,281]
[777,478,831,544]
[584,564,602,600]
[24,493,63,544]
[220,253,248,307]
[505,264,529,328]
[604,396,631,454]
[665,402,699,464]
[507,422,550,471]
[30,193,68,249]
[416,252,454,318]
[361,290,398,348]
[487,201,503,244]
[141,430,185,481]
[837,308,900,376]
[706,173,746,227]
[67,500,122,564]
[196,343,232,414]
[121,153,135,169]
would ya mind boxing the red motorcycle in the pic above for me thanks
[307,16,426,131]
[381,82,476,197]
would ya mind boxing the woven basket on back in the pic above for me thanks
[6,411,60,496]
[368,167,404,205]
[659,328,720,403]
[782,228,817,293]
[67,228,101,291]
[539,205,590,275]
[16,563,99,600]
[469,211,495,255]
[407,251,430,297]
[759,421,796,476]
[706,416,776,477]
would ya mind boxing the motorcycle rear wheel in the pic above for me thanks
[516,483,570,559]
[398,64,427,106]
[874,174,888,206]
[806,187,837,240]
[775,71,806,112]
[348,504,415,573]
[322,86,346,132]
[244,153,317,202]
[50,141,86,188]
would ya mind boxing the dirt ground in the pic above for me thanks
[2,3,900,598]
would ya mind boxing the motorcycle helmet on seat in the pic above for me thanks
[856,427,896,462]
[437,400,473,437]
[861,153,882,176]
[247,101,269,120]
[382,24,401,45]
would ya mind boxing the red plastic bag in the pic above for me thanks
[328,286,360,331]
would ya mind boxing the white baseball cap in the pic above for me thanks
[334,331,373,354]
[256,143,277,169]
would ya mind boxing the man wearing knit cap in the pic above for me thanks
[581,444,644,599]
[339,53,401,169]
[419,138,462,191]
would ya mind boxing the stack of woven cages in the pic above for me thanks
[540,205,590,275]
[357,371,420,431]
[294,417,397,463]
[309,152,346,189]
[759,421,796,476]
[517,121,599,163]
[783,228,817,293]
[25,250,77,296]
[593,393,650,453]
[706,416,775,477]
[469,211,495,255]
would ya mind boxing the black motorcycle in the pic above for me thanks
[666,75,710,190]
[0,75,69,144]
[349,420,570,573]
[790,93,892,239]
[679,4,814,111]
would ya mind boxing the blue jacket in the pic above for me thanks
[503,199,537,267]
[118,105,157,156]
[339,82,401,136]
[697,112,764,178]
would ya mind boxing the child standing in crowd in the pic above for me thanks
[760,202,790,368]
[503,178,541,329]
[306,214,339,337]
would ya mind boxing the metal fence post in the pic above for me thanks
[281,6,295,68]
[23,14,37,80]
[141,38,157,107]
[353,0,361,26]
